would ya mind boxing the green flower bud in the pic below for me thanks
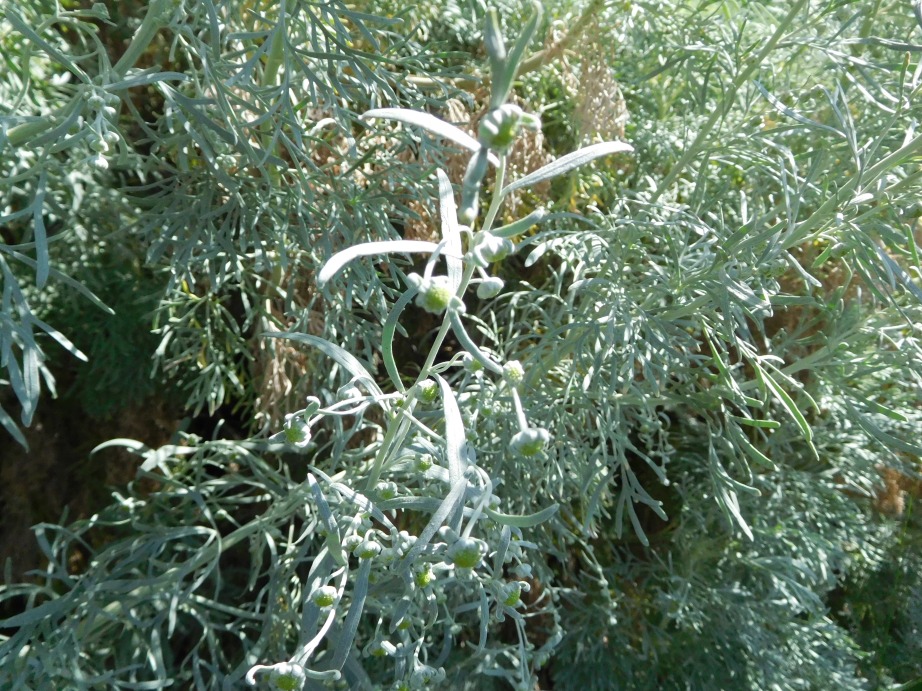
[447,536,484,569]
[354,538,381,560]
[407,273,464,315]
[414,564,435,588]
[415,453,434,472]
[477,276,505,299]
[416,378,439,403]
[270,663,306,691]
[311,585,337,608]
[502,360,525,387]
[283,413,311,447]
[470,232,515,268]
[376,481,398,500]
[510,427,550,457]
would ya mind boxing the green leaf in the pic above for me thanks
[492,207,547,239]
[436,169,464,293]
[726,421,777,470]
[485,503,559,528]
[503,0,543,92]
[0,402,27,448]
[502,141,634,195]
[484,10,508,109]
[847,401,922,456]
[437,375,467,487]
[750,358,815,450]
[381,287,417,393]
[362,108,499,165]
[317,239,439,286]
[0,595,71,628]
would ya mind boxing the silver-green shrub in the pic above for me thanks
[2,0,922,689]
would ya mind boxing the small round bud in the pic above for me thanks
[416,378,439,403]
[510,427,551,457]
[414,564,435,588]
[500,580,530,607]
[311,585,337,608]
[88,154,109,171]
[89,135,109,153]
[470,232,515,268]
[407,273,463,315]
[283,413,311,447]
[477,276,505,299]
[269,662,306,691]
[342,534,363,552]
[415,454,434,472]
[447,536,484,569]
[462,353,483,374]
[376,481,398,500]
[502,360,525,387]
[410,665,445,689]
[354,538,381,560]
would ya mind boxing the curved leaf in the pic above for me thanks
[362,108,499,165]
[263,332,382,397]
[502,141,634,195]
[317,240,439,286]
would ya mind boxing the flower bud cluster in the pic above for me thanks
[83,86,121,171]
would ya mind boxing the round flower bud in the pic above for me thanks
[89,135,109,153]
[502,360,525,388]
[470,232,515,268]
[462,353,483,373]
[414,564,435,588]
[477,276,505,299]
[88,154,109,171]
[376,481,398,500]
[500,580,530,607]
[510,427,551,457]
[447,536,484,569]
[283,413,311,447]
[311,585,337,608]
[407,273,464,315]
[415,453,434,472]
[416,378,439,403]
[269,662,306,691]
[354,538,381,560]
[342,534,363,552]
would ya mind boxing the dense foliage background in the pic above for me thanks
[1,0,921,688]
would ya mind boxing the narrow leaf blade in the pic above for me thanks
[503,141,634,195]
[317,240,439,286]
[362,108,499,165]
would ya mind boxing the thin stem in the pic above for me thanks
[113,0,171,77]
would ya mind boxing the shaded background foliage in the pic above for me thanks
[1,0,921,688]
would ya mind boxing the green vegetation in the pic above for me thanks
[1,0,921,688]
